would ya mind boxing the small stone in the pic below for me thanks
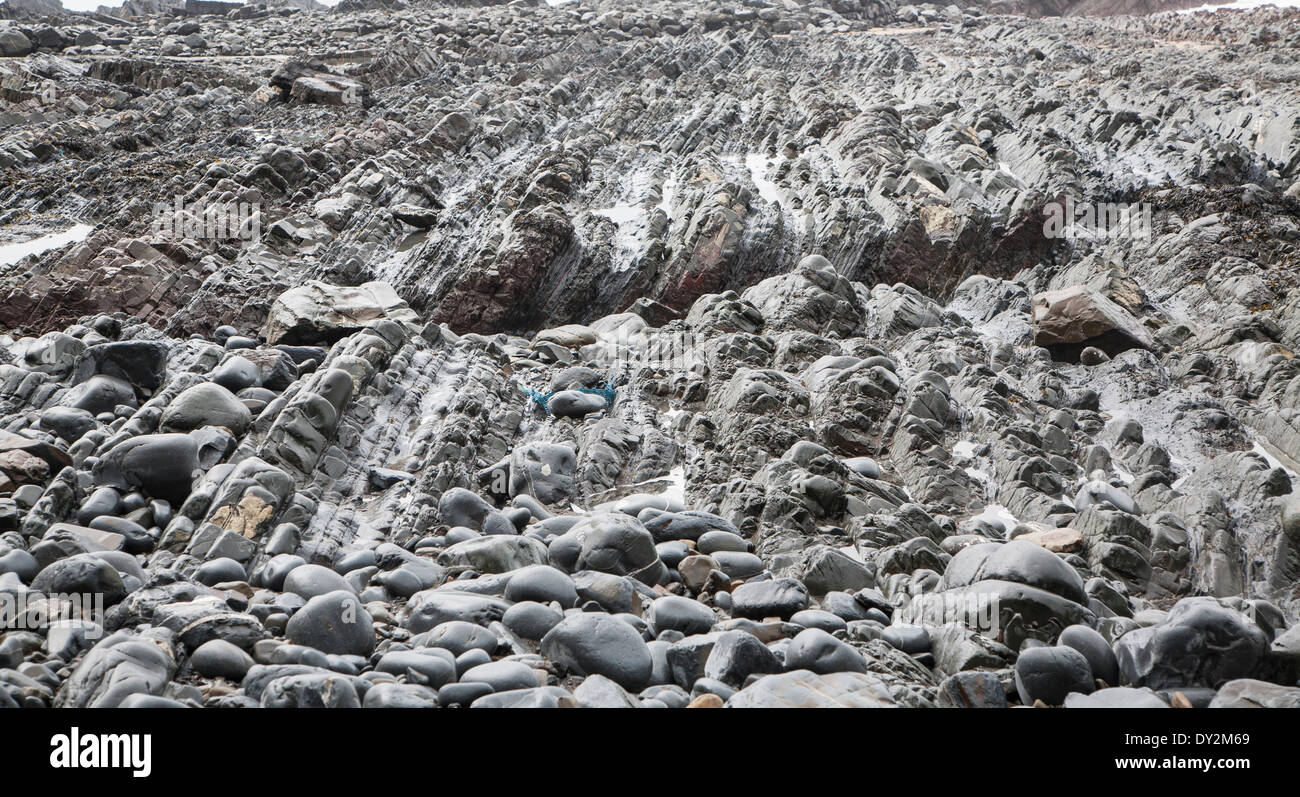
[686,693,724,708]
[283,564,355,599]
[502,601,564,641]
[1064,686,1169,708]
[160,382,252,435]
[1058,624,1119,686]
[725,670,895,708]
[937,672,1008,708]
[1207,679,1300,708]
[375,650,456,689]
[470,686,577,708]
[730,578,809,620]
[363,683,439,708]
[881,625,931,654]
[784,628,867,675]
[31,553,126,605]
[704,630,781,686]
[1015,526,1084,554]
[1014,645,1094,705]
[648,595,717,636]
[503,564,578,607]
[414,620,499,656]
[573,673,639,708]
[191,639,254,681]
[285,590,375,656]
[460,660,538,692]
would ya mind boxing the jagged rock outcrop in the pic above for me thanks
[0,0,1299,711]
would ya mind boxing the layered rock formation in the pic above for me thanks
[0,0,1299,709]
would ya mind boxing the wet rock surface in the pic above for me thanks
[0,0,1299,709]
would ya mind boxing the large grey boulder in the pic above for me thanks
[730,577,810,620]
[1014,646,1094,705]
[548,512,666,586]
[285,590,375,656]
[270,60,372,108]
[31,553,127,606]
[260,673,361,708]
[55,629,177,708]
[739,256,866,337]
[72,340,170,392]
[160,382,251,435]
[1114,597,1268,689]
[508,443,577,505]
[704,629,781,686]
[1064,687,1170,708]
[401,590,511,633]
[783,628,867,675]
[437,536,548,574]
[263,280,418,345]
[0,29,34,57]
[92,433,200,504]
[18,332,85,376]
[1031,285,1154,359]
[942,540,1086,603]
[540,613,653,691]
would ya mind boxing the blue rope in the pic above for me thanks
[521,382,616,413]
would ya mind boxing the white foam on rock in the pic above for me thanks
[745,153,783,205]
[974,504,1020,538]
[1250,441,1299,481]
[591,204,641,226]
[965,466,993,496]
[662,464,687,507]
[588,203,650,273]
[837,545,868,564]
[659,408,686,429]
[1176,0,1300,12]
[952,440,978,459]
[996,161,1025,186]
[656,171,679,217]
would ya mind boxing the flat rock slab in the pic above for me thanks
[263,280,418,345]
[725,670,896,708]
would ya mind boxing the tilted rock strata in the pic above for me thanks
[0,1,1298,708]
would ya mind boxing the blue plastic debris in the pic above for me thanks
[521,381,616,414]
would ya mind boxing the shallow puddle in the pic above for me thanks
[0,223,95,267]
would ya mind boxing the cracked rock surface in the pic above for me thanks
[1,0,1300,708]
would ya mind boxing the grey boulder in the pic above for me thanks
[160,382,251,435]
[285,590,375,656]
[1014,645,1094,705]
[540,613,653,691]
[1114,597,1268,690]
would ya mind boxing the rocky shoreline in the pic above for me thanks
[0,0,1299,708]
